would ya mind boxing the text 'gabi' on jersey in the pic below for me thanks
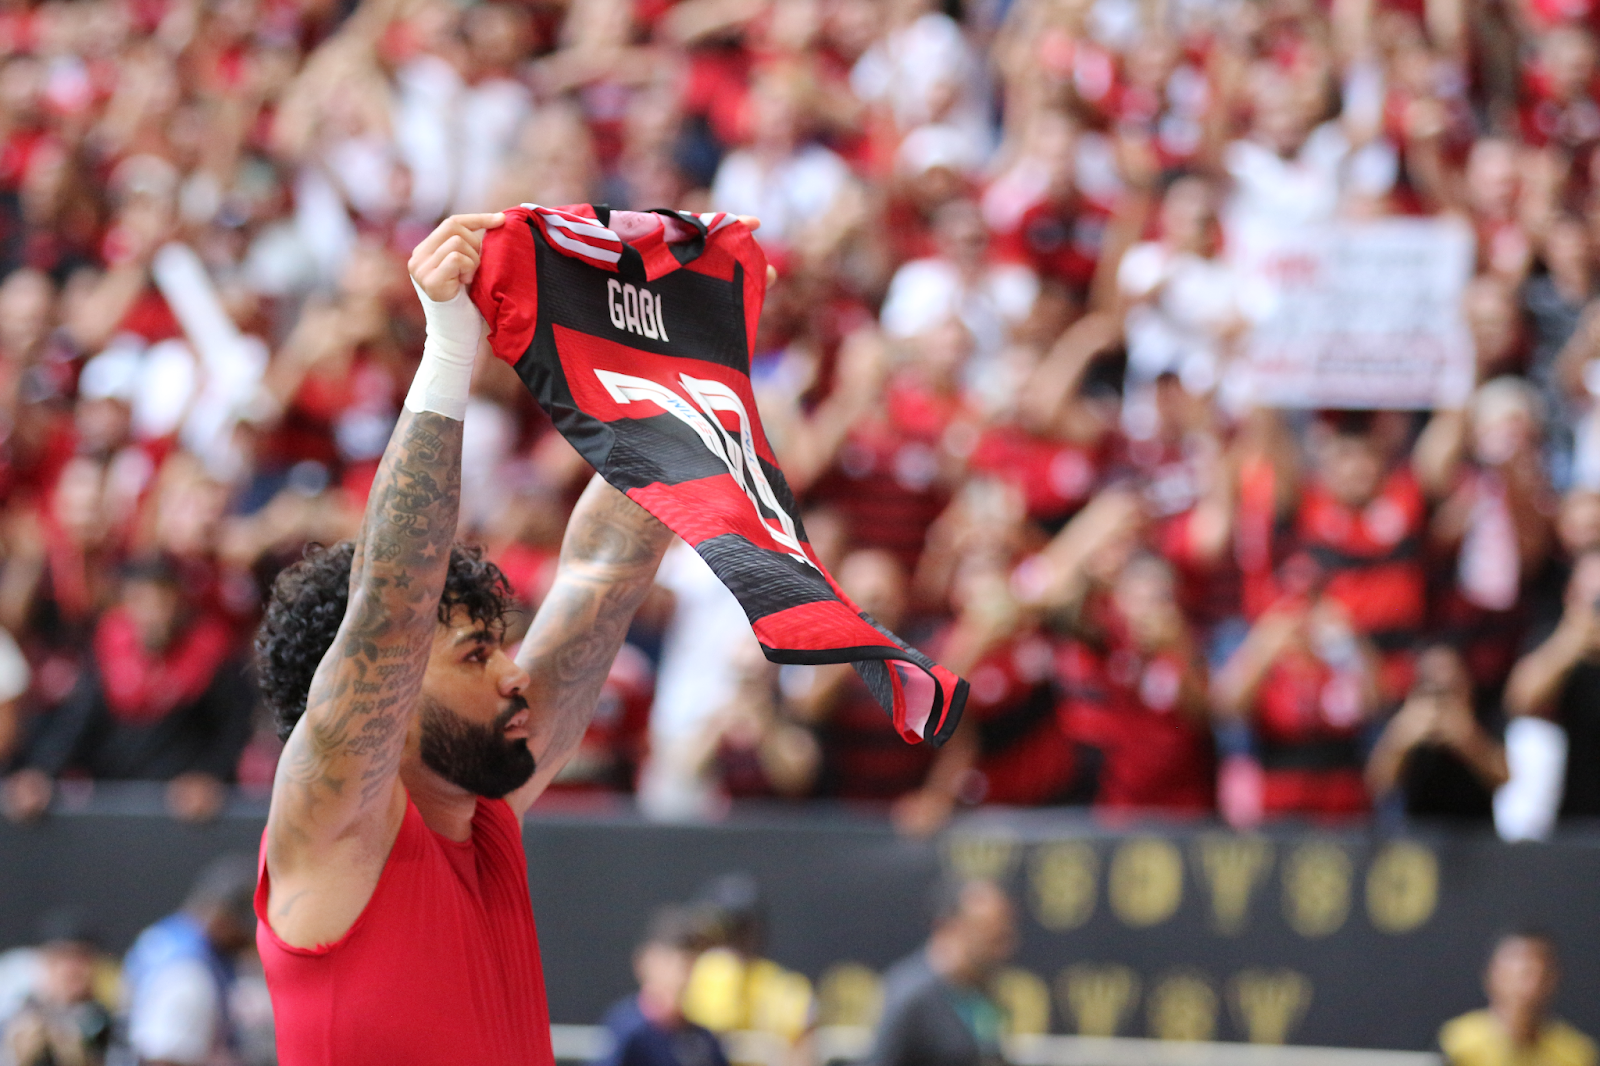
[606,279,668,341]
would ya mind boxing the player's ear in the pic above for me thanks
[766,265,778,290]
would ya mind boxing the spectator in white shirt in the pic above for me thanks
[1116,175,1244,437]
[0,626,30,769]
[1222,66,1398,243]
[710,71,855,253]
[637,541,753,821]
[881,199,1039,410]
[850,0,989,152]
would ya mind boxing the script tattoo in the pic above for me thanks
[518,480,670,782]
[277,409,463,821]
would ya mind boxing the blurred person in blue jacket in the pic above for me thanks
[595,906,729,1066]
[121,856,257,1066]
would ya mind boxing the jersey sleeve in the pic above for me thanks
[470,207,540,367]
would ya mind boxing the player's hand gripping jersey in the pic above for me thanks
[472,204,966,747]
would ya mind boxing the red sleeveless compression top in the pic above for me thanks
[255,796,554,1066]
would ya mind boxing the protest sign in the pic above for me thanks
[1240,219,1476,410]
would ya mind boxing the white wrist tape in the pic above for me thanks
[405,277,483,421]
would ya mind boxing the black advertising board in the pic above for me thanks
[1,792,1596,1052]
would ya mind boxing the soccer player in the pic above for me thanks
[250,212,682,1064]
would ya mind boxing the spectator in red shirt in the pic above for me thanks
[1212,585,1384,823]
[989,131,1114,301]
[806,321,972,573]
[1520,25,1600,154]
[1056,553,1215,815]
[1239,410,1430,702]
[894,488,1085,835]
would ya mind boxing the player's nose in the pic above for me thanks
[494,651,531,698]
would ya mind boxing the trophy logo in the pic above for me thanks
[1366,841,1438,934]
[1110,837,1184,928]
[1195,834,1273,935]
[1282,841,1352,938]
[1029,841,1099,931]
[1147,970,1219,1042]
[992,968,1052,1037]
[1229,969,1312,1044]
[944,828,1021,882]
[1058,964,1141,1037]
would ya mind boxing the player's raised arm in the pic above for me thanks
[505,475,672,815]
[264,214,502,915]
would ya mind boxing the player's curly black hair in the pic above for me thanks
[255,541,516,742]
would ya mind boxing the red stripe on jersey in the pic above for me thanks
[627,476,814,561]
[472,207,542,367]
[752,600,952,743]
[754,599,880,651]
[525,204,624,270]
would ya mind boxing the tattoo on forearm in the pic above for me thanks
[278,409,463,812]
[564,501,668,568]
[519,485,670,773]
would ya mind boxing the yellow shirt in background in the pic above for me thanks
[1441,1010,1598,1066]
[683,948,813,1042]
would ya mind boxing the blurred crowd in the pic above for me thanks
[1,0,1600,836]
[1,857,274,1066]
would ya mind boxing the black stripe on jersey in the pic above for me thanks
[854,659,894,718]
[515,220,752,373]
[603,413,731,490]
[695,533,838,620]
[606,417,807,545]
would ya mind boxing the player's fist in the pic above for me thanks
[408,212,506,302]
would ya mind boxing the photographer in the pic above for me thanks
[1366,645,1507,821]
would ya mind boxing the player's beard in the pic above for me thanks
[419,694,537,799]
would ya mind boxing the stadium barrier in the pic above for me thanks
[2,784,1596,1054]
[549,1024,1445,1066]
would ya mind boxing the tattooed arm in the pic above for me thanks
[268,410,461,828]
[505,475,672,816]
[264,213,501,948]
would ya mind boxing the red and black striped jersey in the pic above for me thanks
[471,203,966,747]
